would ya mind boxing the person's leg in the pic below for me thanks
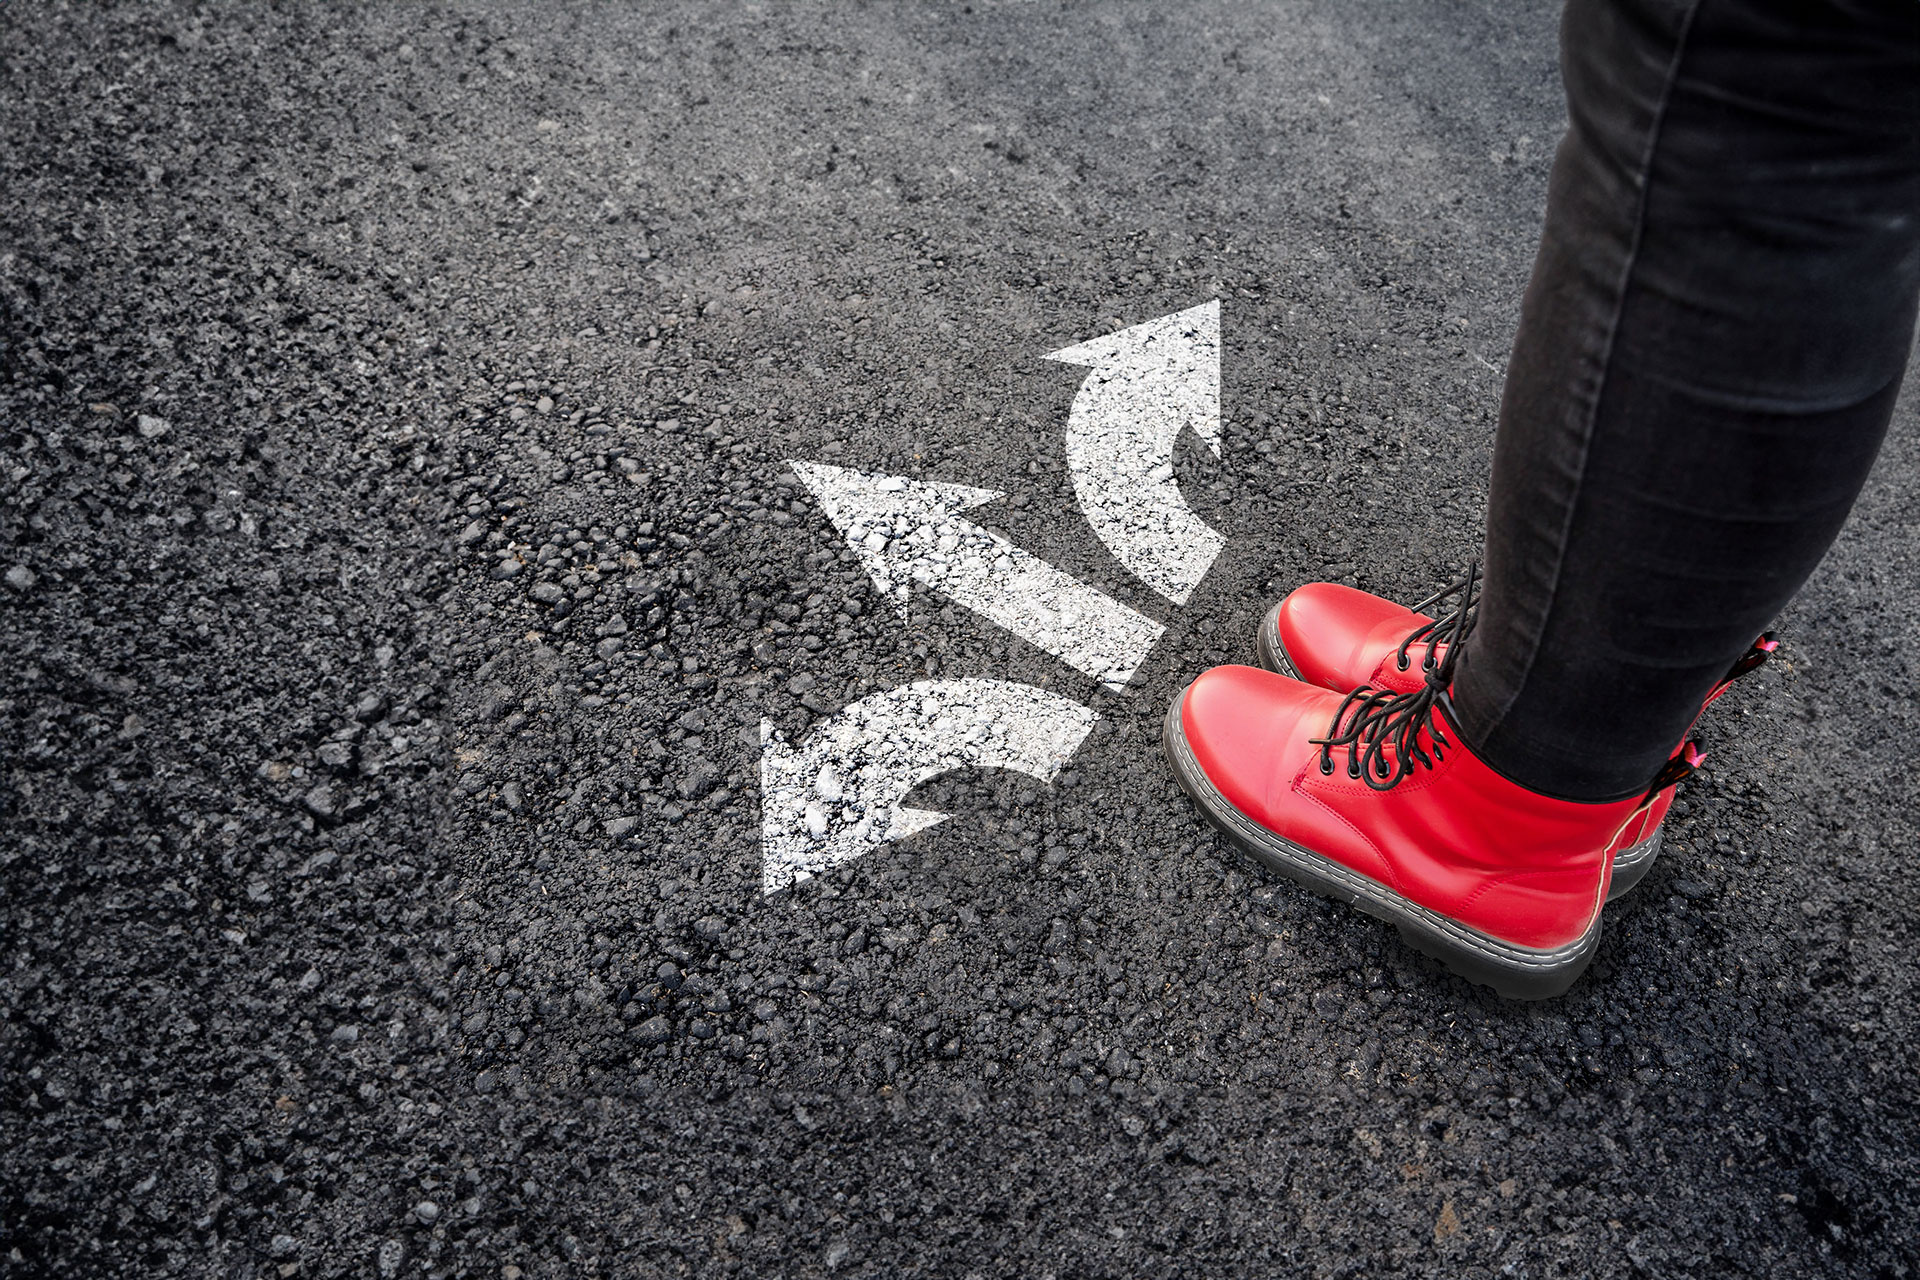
[1163,0,1918,996]
[1452,0,1920,802]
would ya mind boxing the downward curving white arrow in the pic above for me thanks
[759,679,1098,894]
[790,460,1165,690]
[1047,300,1225,605]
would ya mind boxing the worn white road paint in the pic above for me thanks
[790,460,1165,689]
[1047,300,1224,605]
[759,679,1098,894]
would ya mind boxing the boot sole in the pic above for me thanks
[1255,600,1660,902]
[1607,826,1662,900]
[1163,683,1603,1001]
[1254,602,1302,681]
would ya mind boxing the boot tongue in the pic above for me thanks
[1319,564,1482,791]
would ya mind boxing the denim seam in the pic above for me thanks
[1487,0,1708,754]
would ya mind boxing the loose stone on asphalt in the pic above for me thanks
[2,3,1915,1278]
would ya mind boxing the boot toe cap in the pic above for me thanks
[1275,583,1419,689]
[1176,665,1336,824]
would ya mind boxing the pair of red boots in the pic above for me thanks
[1163,572,1775,999]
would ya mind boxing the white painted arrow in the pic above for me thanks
[790,460,1164,690]
[1048,300,1225,605]
[759,678,1097,894]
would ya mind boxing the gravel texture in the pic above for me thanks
[3,3,1916,1278]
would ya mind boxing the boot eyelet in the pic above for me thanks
[1347,763,1361,780]
[1395,656,1410,671]
[1319,757,1334,776]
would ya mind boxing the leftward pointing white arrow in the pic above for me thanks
[1048,300,1225,605]
[790,460,1165,690]
[759,679,1098,894]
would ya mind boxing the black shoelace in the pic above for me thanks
[1311,569,1766,799]
[1394,571,1482,674]
[1311,565,1481,791]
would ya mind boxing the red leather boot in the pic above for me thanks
[1252,577,1775,899]
[1164,580,1704,999]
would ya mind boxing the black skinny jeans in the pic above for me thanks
[1451,0,1920,802]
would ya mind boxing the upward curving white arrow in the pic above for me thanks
[759,679,1098,894]
[1047,300,1225,605]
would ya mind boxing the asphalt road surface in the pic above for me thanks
[5,3,1918,1278]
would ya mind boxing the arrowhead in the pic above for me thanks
[789,460,1004,615]
[758,717,793,781]
[891,806,949,840]
[1044,298,1218,370]
[1047,300,1222,458]
[758,719,806,895]
[757,680,1099,896]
